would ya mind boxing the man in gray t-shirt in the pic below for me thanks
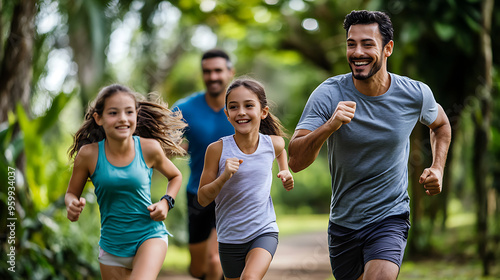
[289,10,451,280]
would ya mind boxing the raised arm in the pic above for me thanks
[419,104,452,196]
[289,101,356,172]
[198,141,242,206]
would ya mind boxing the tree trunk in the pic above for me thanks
[0,0,37,246]
[0,0,37,122]
[473,0,494,275]
[408,125,426,255]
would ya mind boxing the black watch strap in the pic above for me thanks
[160,194,175,211]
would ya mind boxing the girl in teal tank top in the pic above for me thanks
[65,84,186,280]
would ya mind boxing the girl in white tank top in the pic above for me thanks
[198,78,294,280]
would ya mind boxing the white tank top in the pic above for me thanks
[215,134,279,243]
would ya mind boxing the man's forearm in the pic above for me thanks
[429,123,451,173]
[429,105,452,173]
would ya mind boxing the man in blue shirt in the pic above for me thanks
[173,49,235,280]
[289,10,452,280]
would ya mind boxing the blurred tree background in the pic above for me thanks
[1,0,499,279]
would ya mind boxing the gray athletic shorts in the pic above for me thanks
[328,213,410,280]
[218,232,279,278]
[98,236,168,269]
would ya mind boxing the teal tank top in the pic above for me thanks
[90,136,169,257]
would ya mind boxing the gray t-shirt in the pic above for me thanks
[296,72,438,230]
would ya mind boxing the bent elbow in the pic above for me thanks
[290,166,302,173]
[197,196,209,207]
[288,144,305,173]
[289,158,305,173]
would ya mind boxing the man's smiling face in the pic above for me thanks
[346,23,388,81]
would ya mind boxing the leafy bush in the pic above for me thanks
[0,93,100,279]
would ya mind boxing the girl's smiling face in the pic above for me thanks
[225,86,268,135]
[93,91,137,141]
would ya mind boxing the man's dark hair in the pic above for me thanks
[343,10,394,47]
[201,49,233,69]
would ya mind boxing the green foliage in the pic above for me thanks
[16,91,75,210]
[0,113,23,166]
[0,92,100,279]
[151,158,191,246]
[1,196,100,280]
[399,260,500,280]
[162,52,205,104]
[272,153,332,215]
[0,114,23,238]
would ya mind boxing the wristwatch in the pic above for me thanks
[160,194,175,211]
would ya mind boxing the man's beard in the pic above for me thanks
[207,89,224,97]
[206,81,224,97]
[349,48,384,80]
[349,58,382,80]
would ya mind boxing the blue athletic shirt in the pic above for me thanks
[296,73,438,230]
[90,136,169,257]
[173,92,234,195]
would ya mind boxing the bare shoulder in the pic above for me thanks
[269,135,285,150]
[139,137,162,151]
[204,140,223,164]
[203,140,223,172]
[77,143,98,161]
[139,137,163,162]
[207,139,223,154]
[74,143,98,173]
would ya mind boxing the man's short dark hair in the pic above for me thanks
[201,49,233,69]
[343,10,394,47]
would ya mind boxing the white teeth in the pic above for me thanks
[237,120,249,124]
[117,126,128,129]
[354,61,369,66]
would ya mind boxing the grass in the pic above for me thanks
[399,260,500,280]
[324,260,500,280]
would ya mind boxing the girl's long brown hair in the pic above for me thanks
[69,84,186,158]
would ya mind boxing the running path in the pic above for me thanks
[158,231,332,280]
[265,231,331,280]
